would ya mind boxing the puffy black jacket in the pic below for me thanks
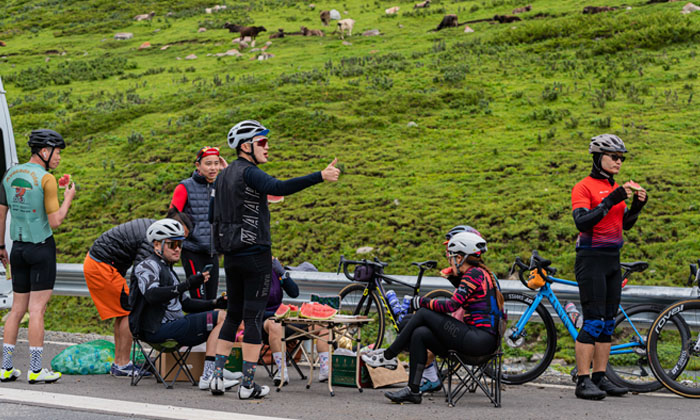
[88,218,155,276]
[179,171,213,254]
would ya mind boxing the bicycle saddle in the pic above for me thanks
[411,261,437,269]
[620,261,648,273]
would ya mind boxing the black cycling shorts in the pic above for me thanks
[10,236,57,293]
[574,249,622,321]
[143,310,219,347]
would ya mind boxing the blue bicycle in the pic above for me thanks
[502,250,689,392]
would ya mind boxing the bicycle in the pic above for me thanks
[503,250,689,392]
[646,260,700,398]
[336,256,453,349]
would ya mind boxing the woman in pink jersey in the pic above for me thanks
[571,134,647,400]
[361,232,504,404]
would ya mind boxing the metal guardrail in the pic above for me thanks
[54,263,696,312]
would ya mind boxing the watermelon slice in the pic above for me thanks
[58,174,72,188]
[628,180,643,191]
[274,303,299,319]
[299,302,338,320]
[440,267,454,278]
[268,195,284,203]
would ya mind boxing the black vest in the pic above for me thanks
[180,172,212,254]
[212,158,271,254]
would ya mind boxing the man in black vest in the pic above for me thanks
[129,218,241,390]
[209,120,340,399]
[171,146,226,300]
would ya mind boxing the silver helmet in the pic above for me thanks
[589,134,627,154]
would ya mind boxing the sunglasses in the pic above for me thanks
[605,153,626,162]
[252,137,268,148]
[164,240,183,250]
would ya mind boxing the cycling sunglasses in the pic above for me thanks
[605,153,626,162]
[251,137,268,148]
[164,240,183,250]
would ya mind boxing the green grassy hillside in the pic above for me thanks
[1,0,700,292]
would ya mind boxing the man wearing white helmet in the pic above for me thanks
[128,219,241,391]
[209,120,340,399]
[362,231,504,404]
[570,134,647,400]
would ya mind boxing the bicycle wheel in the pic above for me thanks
[338,283,386,350]
[606,304,683,393]
[424,288,453,299]
[647,299,700,398]
[500,292,557,385]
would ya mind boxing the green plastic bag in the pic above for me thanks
[51,339,114,375]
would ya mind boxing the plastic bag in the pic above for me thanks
[51,339,115,375]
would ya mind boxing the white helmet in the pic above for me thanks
[147,218,185,243]
[227,120,269,149]
[447,232,487,257]
[589,134,627,154]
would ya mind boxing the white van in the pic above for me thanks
[0,77,20,309]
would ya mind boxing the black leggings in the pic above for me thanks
[10,236,56,293]
[218,250,272,346]
[385,308,498,391]
[181,249,219,300]
[575,250,621,344]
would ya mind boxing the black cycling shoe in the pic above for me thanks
[384,386,422,404]
[575,376,606,400]
[595,376,628,396]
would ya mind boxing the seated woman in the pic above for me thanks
[262,258,330,386]
[362,231,504,404]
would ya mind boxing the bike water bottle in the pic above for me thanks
[401,295,412,314]
[385,290,402,317]
[565,301,583,329]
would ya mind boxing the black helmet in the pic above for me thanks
[28,129,66,150]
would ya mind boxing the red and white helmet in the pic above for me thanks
[447,232,487,257]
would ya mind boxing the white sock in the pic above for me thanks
[422,362,438,382]
[318,352,329,374]
[2,344,15,370]
[272,352,283,373]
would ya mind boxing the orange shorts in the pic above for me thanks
[83,252,130,320]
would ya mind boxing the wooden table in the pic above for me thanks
[276,315,374,397]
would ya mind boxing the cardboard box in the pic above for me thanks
[157,347,205,382]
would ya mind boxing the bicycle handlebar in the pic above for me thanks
[510,251,558,290]
[337,255,390,282]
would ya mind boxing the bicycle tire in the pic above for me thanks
[606,304,687,393]
[647,299,700,398]
[338,283,386,350]
[500,292,557,385]
[424,289,454,299]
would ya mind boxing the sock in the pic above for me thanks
[422,362,438,382]
[214,354,227,379]
[577,374,590,385]
[241,360,256,388]
[2,344,14,370]
[318,352,329,374]
[591,371,605,384]
[272,352,283,374]
[202,356,215,380]
[29,346,43,373]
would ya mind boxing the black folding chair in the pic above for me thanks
[131,337,197,389]
[440,346,503,408]
[259,339,308,381]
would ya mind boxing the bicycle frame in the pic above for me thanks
[364,272,425,333]
[510,275,647,356]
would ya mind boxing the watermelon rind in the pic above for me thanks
[299,302,338,320]
[275,304,291,319]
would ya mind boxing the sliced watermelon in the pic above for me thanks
[274,303,299,319]
[58,174,72,188]
[268,195,284,203]
[299,302,337,320]
[628,180,643,191]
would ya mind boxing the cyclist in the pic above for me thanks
[571,134,647,400]
[209,120,340,399]
[362,231,504,404]
[129,219,241,390]
[83,208,192,377]
[262,258,330,385]
[170,146,226,300]
[0,129,76,384]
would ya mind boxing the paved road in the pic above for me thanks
[0,337,695,420]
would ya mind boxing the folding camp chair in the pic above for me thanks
[440,345,503,408]
[259,338,308,381]
[131,337,197,389]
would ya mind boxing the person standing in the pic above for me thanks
[571,134,648,399]
[209,120,340,399]
[170,147,226,300]
[0,129,75,383]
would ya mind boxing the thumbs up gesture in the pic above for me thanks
[321,158,341,182]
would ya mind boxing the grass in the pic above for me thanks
[1,0,700,333]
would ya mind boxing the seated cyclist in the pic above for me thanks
[262,259,330,386]
[362,231,504,404]
[129,218,241,390]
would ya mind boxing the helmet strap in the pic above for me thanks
[243,141,259,164]
[36,147,55,171]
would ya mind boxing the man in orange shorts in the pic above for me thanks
[84,209,192,376]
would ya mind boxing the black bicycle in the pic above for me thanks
[337,256,453,349]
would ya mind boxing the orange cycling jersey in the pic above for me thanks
[572,176,626,249]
